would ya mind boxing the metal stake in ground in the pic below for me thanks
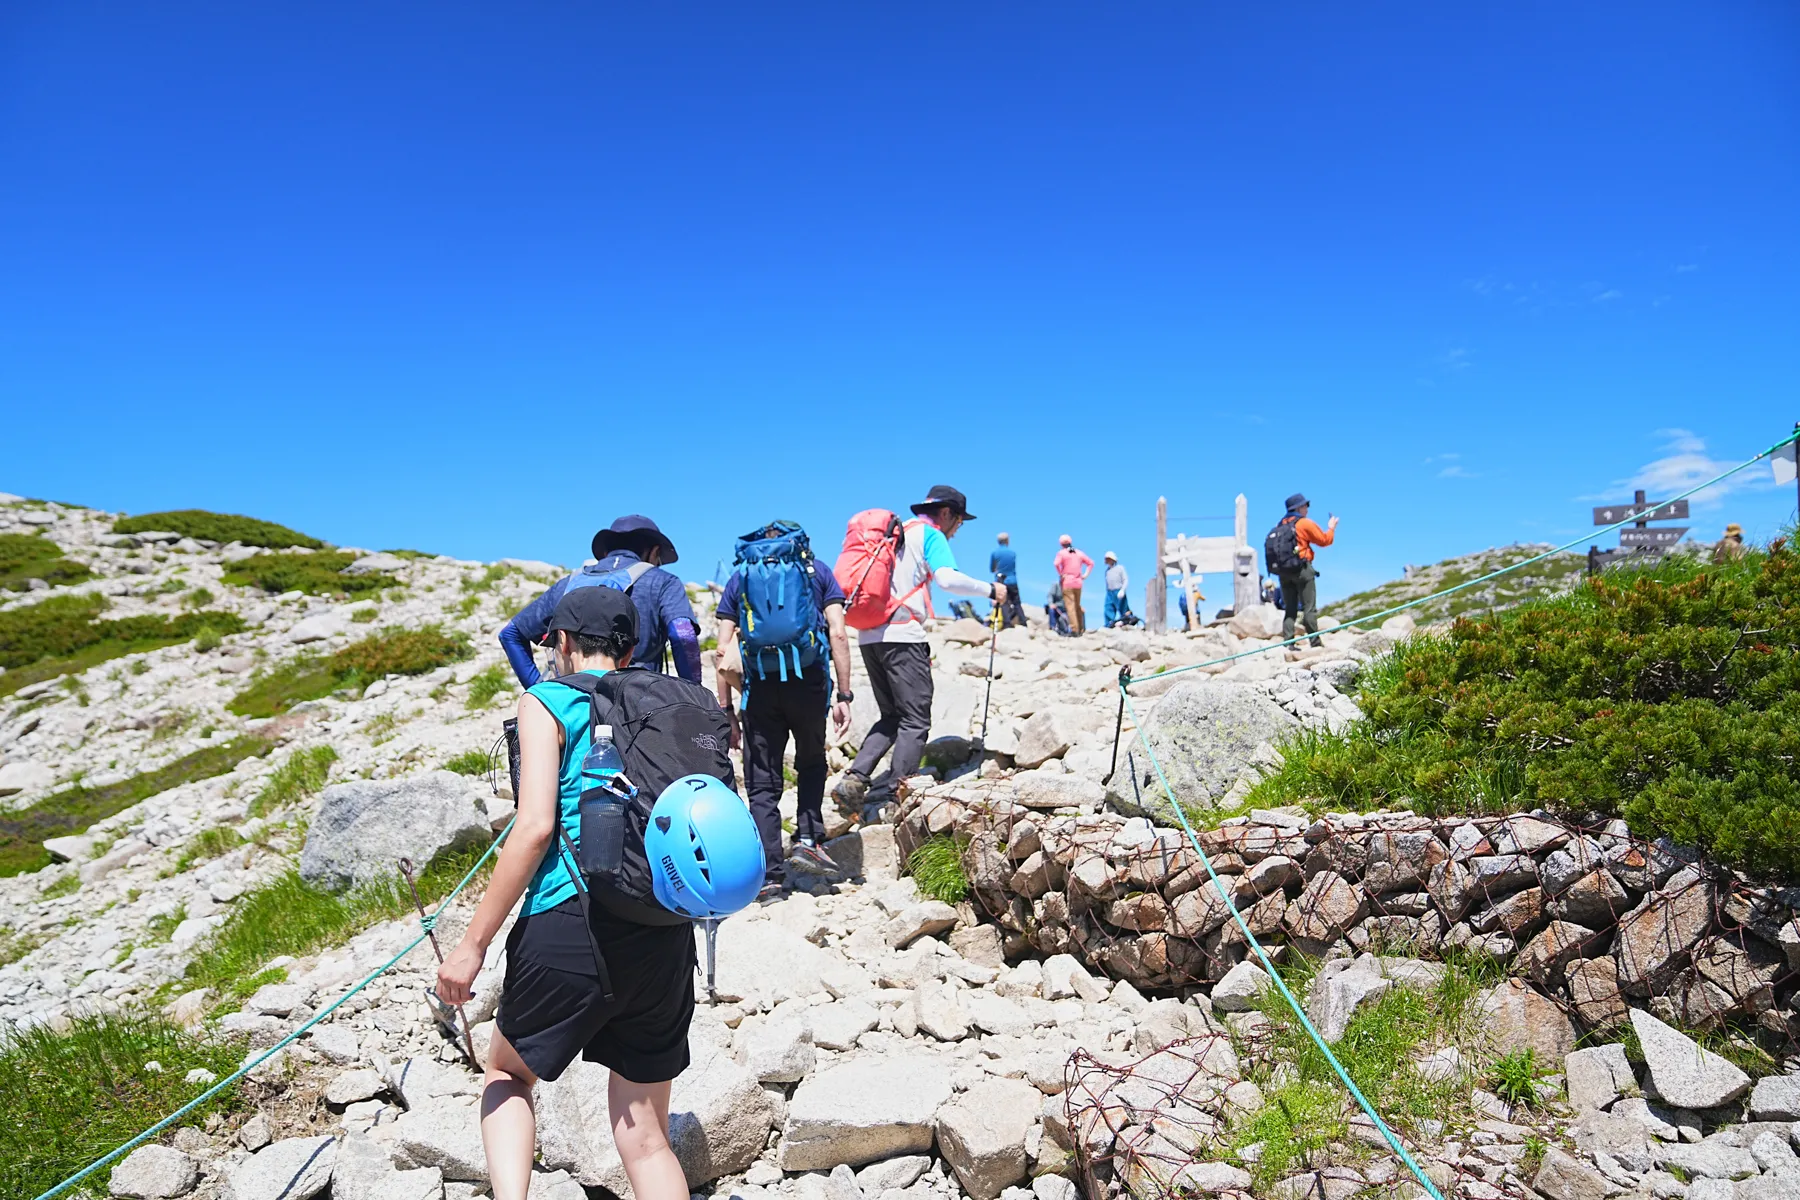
[978,577,1003,745]
[702,919,720,1003]
[397,856,480,1067]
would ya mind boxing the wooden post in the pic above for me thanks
[1148,497,1168,634]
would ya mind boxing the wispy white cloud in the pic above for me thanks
[1593,289,1622,303]
[1424,452,1478,479]
[1439,348,1471,371]
[1618,429,1774,509]
[1438,464,1478,479]
[1675,263,1700,274]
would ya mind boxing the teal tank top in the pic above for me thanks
[520,669,609,915]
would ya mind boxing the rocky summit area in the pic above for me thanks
[4,494,1800,1200]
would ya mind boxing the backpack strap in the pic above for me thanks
[553,823,617,1003]
[887,518,937,624]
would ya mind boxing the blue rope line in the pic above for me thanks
[1133,430,1797,688]
[32,817,515,1200]
[1119,687,1446,1200]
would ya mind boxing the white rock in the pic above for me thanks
[1750,1074,1800,1121]
[1304,957,1391,1043]
[935,1078,1042,1200]
[330,1136,445,1200]
[326,1068,387,1107]
[224,1136,338,1200]
[299,772,491,893]
[288,610,351,643]
[812,1000,881,1050]
[884,901,960,949]
[1042,954,1107,1004]
[0,760,55,795]
[393,1102,488,1181]
[707,917,832,1007]
[854,1156,932,1192]
[779,1056,957,1171]
[109,1145,198,1199]
[912,980,971,1041]
[1210,961,1271,1013]
[736,1014,816,1083]
[1564,1043,1635,1113]
[1631,1008,1750,1110]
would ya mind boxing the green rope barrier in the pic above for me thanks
[1132,430,1798,689]
[31,817,515,1200]
[1120,687,1446,1200]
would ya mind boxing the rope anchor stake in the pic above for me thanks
[398,855,481,1069]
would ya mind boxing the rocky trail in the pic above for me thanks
[4,495,1800,1200]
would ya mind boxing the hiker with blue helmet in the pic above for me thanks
[713,521,854,896]
[437,587,701,1200]
[499,515,703,688]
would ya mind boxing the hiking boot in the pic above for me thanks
[861,798,895,826]
[757,879,786,903]
[832,772,870,817]
[790,838,838,872]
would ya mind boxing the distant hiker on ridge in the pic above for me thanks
[1263,493,1336,650]
[1713,523,1746,564]
[500,515,703,687]
[1102,551,1134,627]
[1053,535,1094,636]
[990,532,1025,628]
[831,486,1002,820]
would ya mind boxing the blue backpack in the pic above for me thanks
[733,521,827,681]
[565,559,654,599]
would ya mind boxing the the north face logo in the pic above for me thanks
[691,734,720,751]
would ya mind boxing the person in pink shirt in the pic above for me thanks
[1053,535,1095,635]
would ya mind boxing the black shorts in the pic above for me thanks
[496,898,697,1084]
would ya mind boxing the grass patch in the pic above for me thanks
[184,841,495,1001]
[0,926,47,967]
[40,872,81,899]
[221,549,395,596]
[228,626,471,717]
[0,1008,246,1198]
[465,663,510,709]
[1233,956,1490,1188]
[0,594,246,698]
[0,531,92,593]
[247,745,338,819]
[1491,1047,1542,1107]
[183,586,216,609]
[1251,545,1800,880]
[145,903,187,944]
[906,835,970,903]
[113,509,323,549]
[0,737,273,877]
[365,712,400,744]
[351,605,379,623]
[444,748,491,776]
[174,826,247,873]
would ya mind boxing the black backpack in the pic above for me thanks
[1264,515,1304,575]
[550,667,736,931]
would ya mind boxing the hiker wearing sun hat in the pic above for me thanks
[1713,523,1746,564]
[1102,551,1136,627]
[500,515,703,690]
[831,485,1003,819]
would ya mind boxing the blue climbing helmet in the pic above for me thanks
[645,774,766,919]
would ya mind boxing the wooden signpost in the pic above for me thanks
[1589,489,1685,574]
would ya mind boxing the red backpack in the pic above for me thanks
[834,510,933,631]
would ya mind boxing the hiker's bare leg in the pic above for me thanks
[611,1074,687,1200]
[481,1032,540,1200]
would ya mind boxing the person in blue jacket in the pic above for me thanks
[499,515,702,687]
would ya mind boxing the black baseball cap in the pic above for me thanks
[540,586,639,647]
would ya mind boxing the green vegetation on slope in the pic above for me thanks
[0,1009,245,1198]
[221,549,397,596]
[247,745,338,818]
[907,835,971,903]
[113,509,323,549]
[227,626,470,717]
[0,737,273,876]
[1252,545,1800,879]
[0,594,247,698]
[1325,543,1588,626]
[0,531,92,593]
[184,841,494,1003]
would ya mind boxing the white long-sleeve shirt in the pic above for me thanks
[860,517,992,645]
[1106,563,1129,593]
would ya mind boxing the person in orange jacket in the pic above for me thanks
[1274,493,1337,648]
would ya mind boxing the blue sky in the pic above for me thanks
[3,3,1797,610]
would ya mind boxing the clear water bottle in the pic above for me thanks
[580,724,629,876]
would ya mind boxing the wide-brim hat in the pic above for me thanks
[1285,493,1310,514]
[1103,550,1117,561]
[592,514,679,564]
[909,485,975,521]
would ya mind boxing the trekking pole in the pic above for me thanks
[978,576,1004,745]
[703,919,719,1004]
[397,857,481,1068]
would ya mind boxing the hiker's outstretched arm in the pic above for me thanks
[668,618,702,684]
[500,579,567,688]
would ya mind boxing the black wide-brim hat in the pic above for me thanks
[909,485,976,521]
[591,514,679,564]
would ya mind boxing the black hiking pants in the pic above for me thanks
[850,641,934,801]
[743,666,830,882]
[1279,563,1322,647]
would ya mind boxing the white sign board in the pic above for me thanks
[1774,441,1797,487]
[1162,534,1237,574]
